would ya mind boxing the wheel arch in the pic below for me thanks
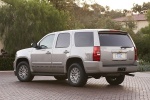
[16,57,30,69]
[66,57,85,73]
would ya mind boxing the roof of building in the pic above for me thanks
[114,14,147,22]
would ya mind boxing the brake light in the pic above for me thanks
[134,47,138,60]
[93,46,100,61]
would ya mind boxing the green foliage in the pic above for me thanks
[104,10,125,19]
[132,4,142,13]
[0,57,14,70]
[0,0,126,56]
[48,0,124,29]
[134,34,150,62]
[147,10,150,22]
[125,20,136,30]
[132,10,150,62]
[132,2,150,13]
[140,26,150,34]
[138,60,150,71]
[0,0,70,55]
[95,17,122,30]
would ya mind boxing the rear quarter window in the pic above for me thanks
[75,32,94,47]
[99,33,134,47]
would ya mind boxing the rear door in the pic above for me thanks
[51,33,71,73]
[99,31,135,66]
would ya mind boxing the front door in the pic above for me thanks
[31,34,55,72]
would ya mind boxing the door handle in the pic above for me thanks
[64,50,69,54]
[46,51,51,54]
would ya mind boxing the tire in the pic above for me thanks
[68,63,87,87]
[105,75,125,85]
[54,75,67,80]
[16,61,34,82]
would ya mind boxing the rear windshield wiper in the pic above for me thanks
[121,46,132,48]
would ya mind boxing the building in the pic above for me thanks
[114,11,149,33]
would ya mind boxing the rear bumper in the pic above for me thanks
[84,61,138,73]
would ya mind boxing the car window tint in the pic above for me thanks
[75,32,94,47]
[56,33,70,48]
[39,34,55,49]
[99,33,134,47]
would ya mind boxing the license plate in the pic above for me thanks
[113,53,127,60]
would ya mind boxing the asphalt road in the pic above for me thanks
[0,71,150,100]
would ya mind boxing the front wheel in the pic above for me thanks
[16,61,34,82]
[68,63,87,87]
[105,75,125,85]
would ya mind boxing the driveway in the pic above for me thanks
[0,71,150,100]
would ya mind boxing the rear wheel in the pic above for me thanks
[54,76,67,80]
[16,61,34,82]
[105,75,125,85]
[68,63,87,87]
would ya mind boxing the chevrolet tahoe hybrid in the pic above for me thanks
[14,29,138,87]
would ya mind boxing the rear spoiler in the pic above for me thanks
[99,30,127,34]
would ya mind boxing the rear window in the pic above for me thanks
[99,33,134,47]
[75,32,94,47]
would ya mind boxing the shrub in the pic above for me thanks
[138,60,150,72]
[0,57,14,70]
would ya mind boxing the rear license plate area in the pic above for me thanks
[118,68,126,72]
[113,53,127,60]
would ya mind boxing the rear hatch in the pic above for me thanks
[99,31,135,66]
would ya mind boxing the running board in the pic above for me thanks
[32,72,66,76]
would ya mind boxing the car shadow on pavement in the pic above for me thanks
[32,80,69,86]
[14,79,126,90]
[13,79,134,97]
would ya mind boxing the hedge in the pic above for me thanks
[138,60,150,72]
[0,57,14,70]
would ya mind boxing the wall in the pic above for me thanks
[133,21,149,33]
[120,20,148,33]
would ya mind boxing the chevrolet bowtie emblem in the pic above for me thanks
[119,50,122,53]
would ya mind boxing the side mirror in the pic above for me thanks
[31,43,37,48]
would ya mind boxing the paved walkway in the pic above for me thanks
[0,71,150,100]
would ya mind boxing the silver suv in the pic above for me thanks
[14,29,138,87]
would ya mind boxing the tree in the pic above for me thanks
[132,4,142,13]
[132,2,150,13]
[142,2,150,10]
[125,19,136,30]
[132,10,150,62]
[0,0,70,55]
[91,3,105,13]
[105,9,125,19]
[95,17,122,30]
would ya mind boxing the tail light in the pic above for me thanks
[93,46,100,61]
[134,47,138,60]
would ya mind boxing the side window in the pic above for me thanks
[39,34,55,49]
[56,33,70,48]
[75,32,94,47]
